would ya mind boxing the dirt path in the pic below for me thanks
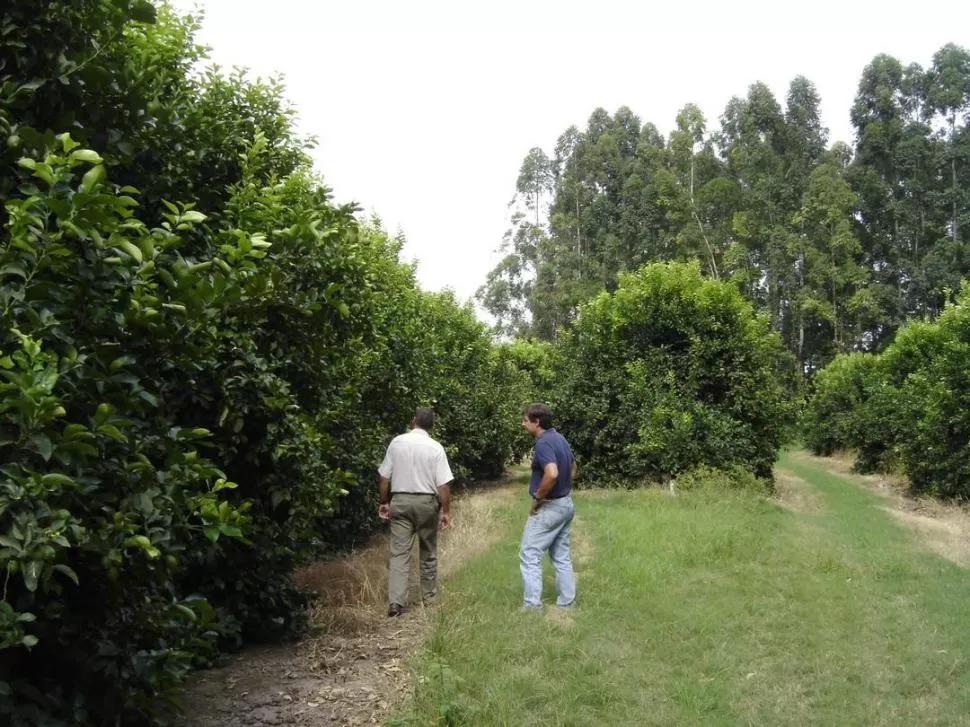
[181,481,519,726]
[181,605,428,726]
[784,450,970,568]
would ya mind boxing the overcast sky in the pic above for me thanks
[170,0,969,307]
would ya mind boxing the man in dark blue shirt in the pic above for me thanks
[520,403,576,610]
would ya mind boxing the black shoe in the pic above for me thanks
[387,603,403,617]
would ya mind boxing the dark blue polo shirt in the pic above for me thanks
[529,428,574,498]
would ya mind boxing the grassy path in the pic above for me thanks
[390,452,970,726]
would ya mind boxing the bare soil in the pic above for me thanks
[181,605,429,726]
[180,482,518,726]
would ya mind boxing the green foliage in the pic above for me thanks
[555,261,791,485]
[0,136,252,725]
[802,352,882,458]
[803,286,970,495]
[494,339,557,396]
[673,464,772,496]
[415,294,534,480]
[887,294,970,497]
[0,2,537,724]
[1,3,310,226]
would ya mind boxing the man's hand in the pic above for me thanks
[438,511,451,530]
[529,498,542,516]
[377,475,391,520]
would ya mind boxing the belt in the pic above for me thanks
[392,491,438,497]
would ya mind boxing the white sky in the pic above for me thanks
[170,0,969,307]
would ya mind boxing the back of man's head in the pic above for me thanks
[413,407,435,431]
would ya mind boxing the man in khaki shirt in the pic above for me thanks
[378,407,454,616]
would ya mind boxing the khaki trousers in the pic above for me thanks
[388,493,440,607]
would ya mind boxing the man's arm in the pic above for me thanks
[533,463,559,500]
[435,450,454,529]
[437,481,452,529]
[377,440,396,519]
[378,475,391,520]
[571,460,577,481]
[530,462,559,515]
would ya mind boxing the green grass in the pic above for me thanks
[389,451,970,726]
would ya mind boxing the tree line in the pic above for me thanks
[479,45,970,376]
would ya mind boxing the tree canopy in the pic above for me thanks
[479,45,970,376]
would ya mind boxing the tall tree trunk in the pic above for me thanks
[688,152,719,279]
[575,195,581,256]
[952,113,959,242]
[797,247,805,375]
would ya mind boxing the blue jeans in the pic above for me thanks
[520,496,576,608]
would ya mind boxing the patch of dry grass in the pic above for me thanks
[544,605,575,628]
[883,501,970,568]
[570,514,593,569]
[293,482,519,635]
[772,467,825,514]
[294,540,389,634]
[439,484,517,579]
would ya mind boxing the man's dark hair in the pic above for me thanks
[414,407,436,431]
[523,403,553,430]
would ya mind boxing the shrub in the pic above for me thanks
[673,464,772,496]
[0,138,252,725]
[891,296,970,497]
[555,261,791,485]
[803,289,970,495]
[802,352,880,457]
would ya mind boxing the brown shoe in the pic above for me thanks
[387,603,403,617]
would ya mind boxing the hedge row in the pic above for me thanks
[803,290,970,497]
[0,3,533,724]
